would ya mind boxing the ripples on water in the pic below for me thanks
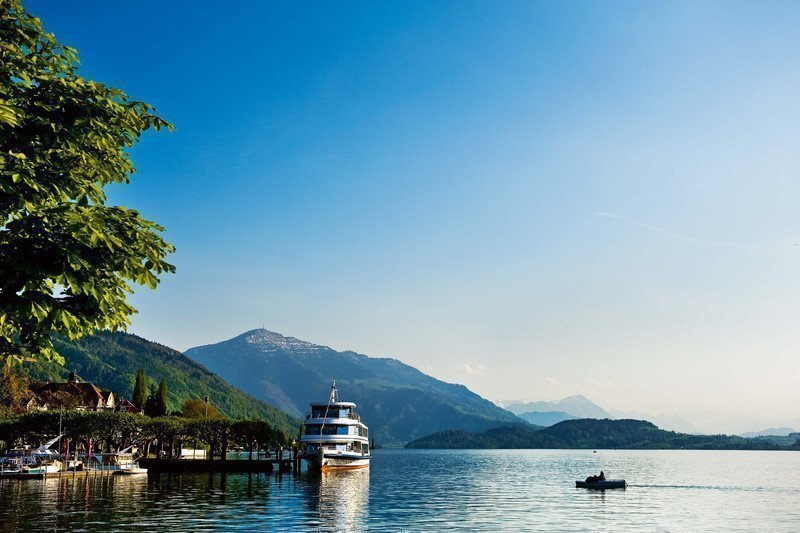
[1,449,799,531]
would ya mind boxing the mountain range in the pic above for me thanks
[740,427,797,438]
[516,410,578,427]
[185,329,523,446]
[29,331,300,434]
[499,394,613,428]
[501,395,702,434]
[502,395,613,419]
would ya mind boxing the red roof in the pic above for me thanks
[32,380,108,410]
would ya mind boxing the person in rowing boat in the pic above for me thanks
[585,471,606,483]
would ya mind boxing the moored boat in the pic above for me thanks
[117,465,148,475]
[300,381,370,471]
[83,446,148,475]
[114,446,148,475]
[0,436,65,476]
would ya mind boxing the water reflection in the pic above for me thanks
[314,468,370,531]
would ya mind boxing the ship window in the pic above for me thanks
[312,407,336,418]
[319,426,349,435]
[312,407,347,418]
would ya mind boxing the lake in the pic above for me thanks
[1,449,799,531]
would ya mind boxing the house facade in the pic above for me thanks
[30,371,116,412]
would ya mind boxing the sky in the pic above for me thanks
[29,0,800,433]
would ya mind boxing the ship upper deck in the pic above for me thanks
[309,401,356,408]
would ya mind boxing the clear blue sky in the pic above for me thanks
[30,1,800,432]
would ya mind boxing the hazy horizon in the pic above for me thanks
[32,1,800,435]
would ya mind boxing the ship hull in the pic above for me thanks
[304,453,370,471]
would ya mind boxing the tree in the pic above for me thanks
[94,411,138,452]
[144,379,168,416]
[132,369,147,410]
[141,416,185,459]
[210,419,233,461]
[0,0,174,364]
[232,419,272,460]
[156,378,168,414]
[183,398,220,419]
[0,362,31,417]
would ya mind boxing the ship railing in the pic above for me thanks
[305,412,361,421]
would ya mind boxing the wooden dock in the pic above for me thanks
[140,454,302,473]
[0,469,120,480]
[138,458,280,473]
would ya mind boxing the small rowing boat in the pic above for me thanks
[576,479,626,489]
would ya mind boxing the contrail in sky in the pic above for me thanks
[592,212,748,248]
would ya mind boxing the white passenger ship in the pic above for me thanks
[300,381,370,471]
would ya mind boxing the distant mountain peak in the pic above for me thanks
[740,427,797,438]
[562,394,589,401]
[504,395,612,419]
[236,328,329,354]
[185,328,522,445]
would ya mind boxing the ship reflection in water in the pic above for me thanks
[313,468,370,531]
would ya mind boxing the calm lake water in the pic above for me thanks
[1,449,799,531]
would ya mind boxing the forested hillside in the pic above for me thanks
[405,419,800,450]
[26,331,299,434]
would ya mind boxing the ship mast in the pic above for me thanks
[320,380,337,433]
[329,380,338,403]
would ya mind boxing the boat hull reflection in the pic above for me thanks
[314,467,370,530]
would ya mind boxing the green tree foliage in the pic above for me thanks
[0,410,140,453]
[132,369,147,410]
[144,379,168,417]
[0,0,174,364]
[183,398,220,419]
[0,411,287,459]
[0,362,31,417]
[141,416,183,458]
[209,419,233,460]
[231,420,273,460]
[156,378,168,414]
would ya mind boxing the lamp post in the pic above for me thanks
[204,396,209,419]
